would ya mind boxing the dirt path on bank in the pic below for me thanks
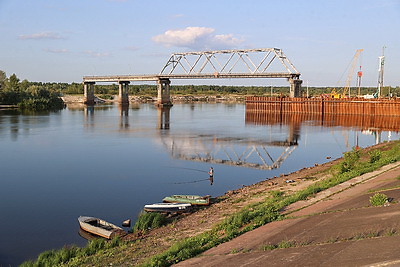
[175,162,400,267]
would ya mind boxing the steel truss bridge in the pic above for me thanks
[83,48,302,105]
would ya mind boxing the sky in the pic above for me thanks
[0,0,399,87]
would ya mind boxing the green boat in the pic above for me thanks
[162,194,210,206]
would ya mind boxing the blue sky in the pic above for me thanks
[0,0,399,87]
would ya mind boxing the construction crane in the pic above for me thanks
[331,49,363,98]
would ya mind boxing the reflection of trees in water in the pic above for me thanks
[0,109,52,141]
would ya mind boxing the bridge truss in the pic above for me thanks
[159,48,300,79]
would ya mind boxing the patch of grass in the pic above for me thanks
[369,150,382,163]
[277,240,295,248]
[262,240,297,251]
[270,190,284,198]
[351,230,381,240]
[385,228,397,236]
[230,248,242,254]
[231,197,246,204]
[338,148,361,174]
[327,236,340,244]
[250,191,267,197]
[133,211,169,233]
[262,243,277,251]
[370,193,388,206]
[20,237,123,267]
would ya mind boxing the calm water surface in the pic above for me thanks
[0,103,399,266]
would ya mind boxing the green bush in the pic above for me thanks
[369,150,382,163]
[370,193,388,206]
[339,148,361,173]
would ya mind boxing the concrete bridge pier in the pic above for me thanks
[156,78,173,107]
[289,78,303,98]
[84,82,95,105]
[119,81,130,105]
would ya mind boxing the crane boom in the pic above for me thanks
[343,49,363,97]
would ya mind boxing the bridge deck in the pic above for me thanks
[83,73,300,83]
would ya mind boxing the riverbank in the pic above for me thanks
[178,154,400,266]
[22,140,400,266]
[61,94,246,104]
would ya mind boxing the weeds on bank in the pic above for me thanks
[133,211,169,233]
[20,237,124,267]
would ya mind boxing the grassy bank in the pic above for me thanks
[22,141,400,266]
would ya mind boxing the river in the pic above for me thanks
[0,102,399,266]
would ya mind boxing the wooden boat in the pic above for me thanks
[78,216,125,239]
[162,194,211,206]
[144,203,192,213]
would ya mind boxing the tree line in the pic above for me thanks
[1,70,398,111]
[0,71,65,111]
[63,83,397,98]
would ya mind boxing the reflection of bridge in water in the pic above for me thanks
[159,133,298,170]
[80,102,400,170]
[79,105,299,170]
[157,107,299,170]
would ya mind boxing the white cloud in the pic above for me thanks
[152,27,243,50]
[18,31,64,40]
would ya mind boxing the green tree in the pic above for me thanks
[6,73,20,91]
[0,70,6,90]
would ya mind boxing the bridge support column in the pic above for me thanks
[289,78,303,98]
[156,78,173,107]
[84,82,95,105]
[118,81,130,106]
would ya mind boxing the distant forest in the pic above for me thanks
[23,82,400,98]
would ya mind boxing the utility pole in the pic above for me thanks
[377,46,386,98]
